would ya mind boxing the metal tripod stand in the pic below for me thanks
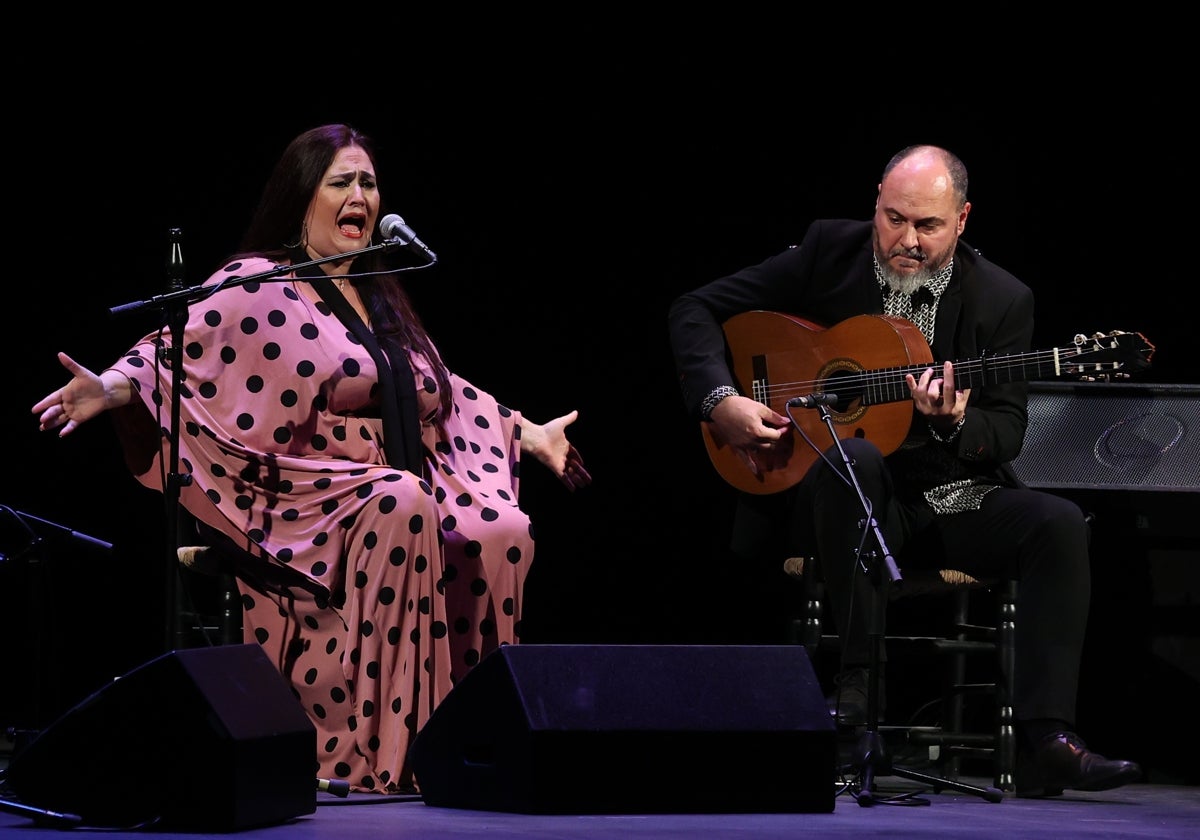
[805,403,1003,806]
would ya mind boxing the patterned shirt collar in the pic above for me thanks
[874,255,954,345]
[873,254,954,300]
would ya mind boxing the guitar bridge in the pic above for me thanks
[751,353,769,405]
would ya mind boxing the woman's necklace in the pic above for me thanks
[334,276,346,291]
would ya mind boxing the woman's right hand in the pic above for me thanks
[32,352,129,437]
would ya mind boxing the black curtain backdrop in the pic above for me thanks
[2,46,1193,774]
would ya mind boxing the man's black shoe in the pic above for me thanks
[1016,732,1142,797]
[825,667,881,727]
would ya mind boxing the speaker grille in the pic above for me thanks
[1011,382,1200,492]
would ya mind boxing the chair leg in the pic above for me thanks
[945,588,971,779]
[218,571,243,645]
[801,574,824,656]
[995,579,1018,792]
[921,580,1017,792]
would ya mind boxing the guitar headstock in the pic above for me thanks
[1062,330,1156,381]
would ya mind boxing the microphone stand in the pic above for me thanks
[163,229,189,652]
[110,235,414,654]
[805,402,1003,806]
[0,506,112,756]
[110,235,420,318]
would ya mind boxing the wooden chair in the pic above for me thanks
[174,513,327,650]
[783,555,1017,792]
[174,515,244,648]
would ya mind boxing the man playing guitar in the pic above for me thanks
[667,144,1146,799]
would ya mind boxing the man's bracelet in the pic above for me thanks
[928,413,966,443]
[700,386,740,421]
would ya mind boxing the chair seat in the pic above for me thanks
[782,556,993,596]
[177,545,223,576]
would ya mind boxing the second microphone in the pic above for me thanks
[787,393,839,408]
[380,213,437,264]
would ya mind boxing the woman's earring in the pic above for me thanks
[284,222,309,250]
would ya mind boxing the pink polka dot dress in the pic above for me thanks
[107,258,533,793]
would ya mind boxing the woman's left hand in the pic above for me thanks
[521,409,592,491]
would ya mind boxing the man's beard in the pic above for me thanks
[874,230,953,295]
[878,257,933,296]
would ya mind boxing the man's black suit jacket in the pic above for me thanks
[667,218,1035,490]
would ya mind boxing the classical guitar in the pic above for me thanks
[702,311,1155,495]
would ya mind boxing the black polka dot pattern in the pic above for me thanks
[109,258,532,795]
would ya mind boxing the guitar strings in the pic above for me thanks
[759,341,1141,406]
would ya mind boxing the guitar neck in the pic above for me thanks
[864,347,1077,406]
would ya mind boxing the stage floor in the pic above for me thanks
[2,771,1196,839]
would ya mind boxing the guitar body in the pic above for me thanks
[699,311,1153,495]
[702,312,933,495]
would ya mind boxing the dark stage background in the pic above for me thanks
[2,60,1196,785]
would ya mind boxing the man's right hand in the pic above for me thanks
[709,394,791,476]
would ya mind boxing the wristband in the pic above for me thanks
[700,385,740,421]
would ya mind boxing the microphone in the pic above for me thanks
[167,227,185,292]
[787,393,839,408]
[380,213,437,264]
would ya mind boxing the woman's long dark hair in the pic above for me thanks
[232,123,452,421]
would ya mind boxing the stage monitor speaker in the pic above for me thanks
[3,643,316,831]
[409,644,836,814]
[1010,381,1200,492]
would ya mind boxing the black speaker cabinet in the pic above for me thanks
[1011,381,1200,493]
[409,644,836,814]
[3,644,316,831]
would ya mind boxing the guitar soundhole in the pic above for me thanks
[820,365,866,422]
